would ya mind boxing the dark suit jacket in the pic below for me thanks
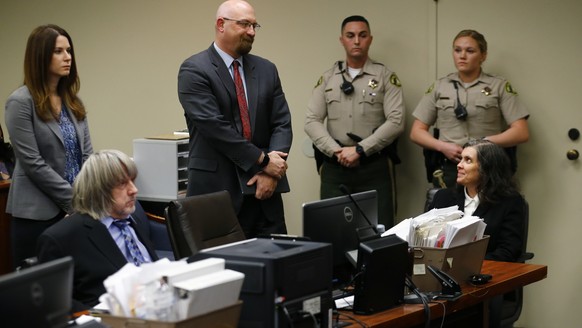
[429,188,525,262]
[177,44,292,220]
[36,208,159,310]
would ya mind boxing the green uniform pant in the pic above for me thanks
[320,157,395,228]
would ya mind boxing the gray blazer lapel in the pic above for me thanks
[46,119,64,146]
[45,107,83,148]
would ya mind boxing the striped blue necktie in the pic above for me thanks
[112,219,146,266]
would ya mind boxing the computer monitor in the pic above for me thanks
[302,190,378,286]
[0,256,74,328]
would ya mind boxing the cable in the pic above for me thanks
[405,275,431,328]
[349,271,362,284]
[430,299,447,328]
[281,304,295,328]
[333,309,341,327]
[336,311,369,328]
[294,310,318,328]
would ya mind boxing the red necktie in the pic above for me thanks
[232,60,252,141]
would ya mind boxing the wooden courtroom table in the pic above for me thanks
[340,260,547,328]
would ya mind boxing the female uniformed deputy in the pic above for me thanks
[410,29,529,188]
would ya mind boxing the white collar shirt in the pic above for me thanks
[464,188,480,217]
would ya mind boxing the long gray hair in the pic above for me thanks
[72,149,137,219]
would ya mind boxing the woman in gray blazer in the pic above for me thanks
[5,24,92,269]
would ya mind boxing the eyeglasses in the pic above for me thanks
[222,17,261,31]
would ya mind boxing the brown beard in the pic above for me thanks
[237,37,254,56]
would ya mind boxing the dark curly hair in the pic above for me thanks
[461,139,520,204]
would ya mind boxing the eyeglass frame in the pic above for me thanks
[222,17,261,31]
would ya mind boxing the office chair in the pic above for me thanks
[133,201,174,260]
[500,200,534,328]
[424,187,441,212]
[164,190,246,260]
[144,212,175,260]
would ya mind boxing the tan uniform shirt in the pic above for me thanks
[413,71,529,146]
[305,59,405,157]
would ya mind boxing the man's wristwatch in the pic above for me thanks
[260,152,270,167]
[355,144,366,158]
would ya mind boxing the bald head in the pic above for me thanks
[216,0,254,19]
[215,0,257,57]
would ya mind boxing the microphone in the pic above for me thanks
[339,184,378,235]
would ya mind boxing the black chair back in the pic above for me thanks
[164,190,246,260]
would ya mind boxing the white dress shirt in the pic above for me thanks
[464,188,480,217]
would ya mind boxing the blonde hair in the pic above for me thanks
[72,150,137,219]
[453,29,488,53]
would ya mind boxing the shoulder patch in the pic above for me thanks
[425,83,435,94]
[505,82,518,95]
[314,76,323,89]
[389,73,402,87]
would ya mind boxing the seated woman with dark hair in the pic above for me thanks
[427,138,525,262]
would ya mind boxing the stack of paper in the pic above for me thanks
[442,216,486,248]
[100,257,244,321]
[382,205,486,248]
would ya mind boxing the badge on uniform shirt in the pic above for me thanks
[389,73,402,87]
[314,76,323,88]
[505,82,518,95]
[368,79,378,90]
[425,83,435,94]
[481,86,492,96]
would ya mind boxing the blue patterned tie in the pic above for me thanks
[112,219,146,266]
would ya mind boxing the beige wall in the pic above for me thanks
[0,0,435,231]
[2,1,581,327]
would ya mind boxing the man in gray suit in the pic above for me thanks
[177,0,292,238]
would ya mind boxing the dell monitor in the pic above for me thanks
[0,256,74,328]
[302,190,378,287]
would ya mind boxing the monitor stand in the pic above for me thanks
[356,225,379,242]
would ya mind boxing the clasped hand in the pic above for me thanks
[262,151,288,179]
[247,151,288,200]
[335,146,360,168]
